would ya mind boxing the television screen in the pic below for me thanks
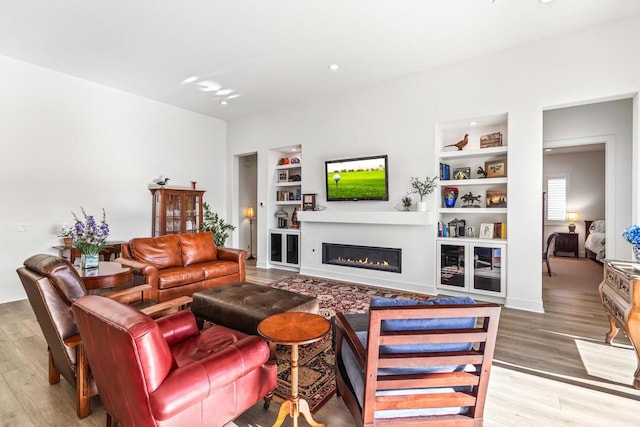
[325,155,389,201]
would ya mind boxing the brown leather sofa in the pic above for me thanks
[118,232,246,303]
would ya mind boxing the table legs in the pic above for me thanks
[272,344,324,427]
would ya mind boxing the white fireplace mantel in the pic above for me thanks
[296,210,432,226]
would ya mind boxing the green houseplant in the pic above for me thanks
[200,202,236,246]
[410,176,438,211]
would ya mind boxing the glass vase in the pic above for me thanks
[81,253,99,269]
[633,245,640,263]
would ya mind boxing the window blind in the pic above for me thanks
[547,178,566,221]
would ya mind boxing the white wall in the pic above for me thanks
[228,14,640,312]
[1,55,227,303]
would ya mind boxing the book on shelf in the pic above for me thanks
[493,222,507,239]
[440,163,451,180]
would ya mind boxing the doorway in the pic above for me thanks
[238,153,258,262]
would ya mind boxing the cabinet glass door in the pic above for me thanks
[270,233,283,262]
[439,243,466,288]
[286,234,299,265]
[471,245,504,294]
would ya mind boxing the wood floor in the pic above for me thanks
[1,258,639,426]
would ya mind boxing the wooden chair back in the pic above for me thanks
[335,302,501,426]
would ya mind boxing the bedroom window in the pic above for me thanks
[546,177,567,221]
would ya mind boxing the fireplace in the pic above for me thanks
[322,243,402,273]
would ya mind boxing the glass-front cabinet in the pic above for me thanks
[436,239,506,298]
[151,188,205,237]
[269,229,300,270]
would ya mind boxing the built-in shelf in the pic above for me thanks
[439,177,507,186]
[436,237,507,244]
[297,210,431,226]
[276,200,302,206]
[276,181,302,187]
[439,146,507,160]
[437,208,507,214]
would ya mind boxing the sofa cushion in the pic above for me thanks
[157,266,206,290]
[200,261,239,279]
[131,235,182,269]
[179,233,217,266]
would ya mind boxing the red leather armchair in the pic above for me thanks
[72,294,277,427]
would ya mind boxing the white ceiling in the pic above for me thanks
[1,0,639,121]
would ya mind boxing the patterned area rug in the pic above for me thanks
[265,274,426,413]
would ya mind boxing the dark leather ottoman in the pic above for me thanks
[190,282,319,336]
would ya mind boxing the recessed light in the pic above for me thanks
[181,76,198,84]
[545,148,552,152]
[216,89,234,96]
[220,101,228,105]
[469,121,477,126]
[226,94,240,99]
[291,148,297,152]
[539,0,554,4]
[328,64,339,71]
[197,80,221,92]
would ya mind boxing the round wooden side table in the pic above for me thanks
[258,312,330,427]
[75,261,132,292]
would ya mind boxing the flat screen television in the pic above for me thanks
[325,154,389,201]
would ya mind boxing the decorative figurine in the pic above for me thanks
[444,134,469,151]
[476,166,487,178]
[290,207,300,229]
[461,192,482,208]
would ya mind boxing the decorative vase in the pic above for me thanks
[416,201,428,212]
[63,237,73,248]
[81,253,99,269]
[633,245,640,263]
[443,187,459,208]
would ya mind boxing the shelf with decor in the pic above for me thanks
[435,113,508,300]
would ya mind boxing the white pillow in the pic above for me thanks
[590,220,606,233]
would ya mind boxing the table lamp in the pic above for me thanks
[246,207,256,260]
[566,212,578,233]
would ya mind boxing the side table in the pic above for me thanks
[554,232,579,258]
[75,261,133,292]
[258,312,330,427]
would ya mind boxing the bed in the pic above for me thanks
[585,219,606,261]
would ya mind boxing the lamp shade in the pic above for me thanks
[246,206,255,219]
[566,212,578,222]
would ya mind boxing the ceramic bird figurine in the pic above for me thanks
[444,134,469,151]
[156,177,170,185]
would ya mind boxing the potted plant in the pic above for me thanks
[201,202,236,246]
[410,176,438,211]
[56,224,74,247]
[70,207,110,269]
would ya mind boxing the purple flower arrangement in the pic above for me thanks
[71,207,110,255]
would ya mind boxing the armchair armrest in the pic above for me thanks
[148,335,270,421]
[216,247,246,262]
[105,284,152,304]
[335,312,367,370]
[154,310,200,346]
[140,296,192,319]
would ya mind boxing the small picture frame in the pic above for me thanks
[465,225,475,238]
[302,193,316,211]
[480,132,503,148]
[452,167,471,180]
[484,159,507,178]
[479,223,494,239]
[278,170,289,183]
[486,190,507,208]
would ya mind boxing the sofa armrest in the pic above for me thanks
[216,247,246,262]
[216,247,246,281]
[115,257,160,298]
[154,310,200,346]
[148,335,270,421]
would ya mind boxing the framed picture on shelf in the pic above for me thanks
[486,190,507,208]
[302,194,316,211]
[452,167,471,180]
[479,223,494,239]
[278,170,289,183]
[484,159,507,178]
[480,132,502,148]
[465,225,475,238]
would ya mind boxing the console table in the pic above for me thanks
[599,260,640,388]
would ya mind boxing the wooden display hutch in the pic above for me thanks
[150,187,205,237]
